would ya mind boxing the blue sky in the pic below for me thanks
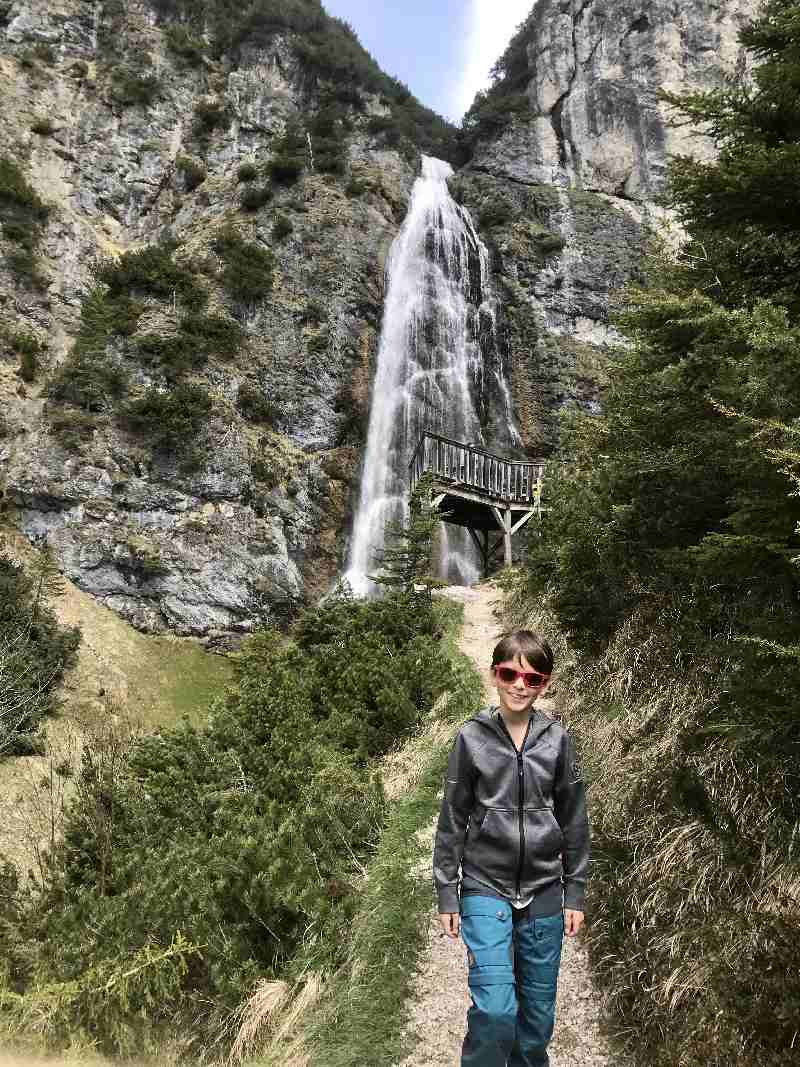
[322,0,533,123]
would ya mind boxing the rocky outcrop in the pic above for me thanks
[461,0,758,451]
[0,0,415,640]
[0,0,762,630]
[470,0,758,198]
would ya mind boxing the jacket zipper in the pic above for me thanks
[498,714,530,902]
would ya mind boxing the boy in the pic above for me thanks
[433,630,590,1067]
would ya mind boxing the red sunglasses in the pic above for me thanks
[493,665,551,688]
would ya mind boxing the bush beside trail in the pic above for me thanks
[0,588,455,1057]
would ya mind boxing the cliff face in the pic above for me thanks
[0,0,761,637]
[0,0,421,641]
[471,0,757,198]
[458,0,759,451]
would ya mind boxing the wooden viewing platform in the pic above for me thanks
[409,431,544,576]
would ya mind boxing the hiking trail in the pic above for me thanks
[400,583,619,1067]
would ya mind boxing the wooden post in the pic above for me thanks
[503,507,512,567]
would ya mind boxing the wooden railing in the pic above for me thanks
[409,431,543,505]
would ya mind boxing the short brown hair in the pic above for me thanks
[491,630,554,675]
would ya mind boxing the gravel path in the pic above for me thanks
[400,584,619,1067]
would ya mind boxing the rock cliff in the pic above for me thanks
[0,0,447,640]
[0,0,761,636]
[457,0,759,450]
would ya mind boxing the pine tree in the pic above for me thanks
[371,473,443,596]
[522,9,800,1061]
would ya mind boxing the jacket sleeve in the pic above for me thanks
[432,729,475,913]
[553,728,591,912]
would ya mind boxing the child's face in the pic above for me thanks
[492,654,550,717]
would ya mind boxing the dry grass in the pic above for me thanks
[226,975,324,1067]
[503,587,800,1067]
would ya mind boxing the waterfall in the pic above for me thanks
[345,157,517,597]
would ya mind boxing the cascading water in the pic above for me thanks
[345,157,518,596]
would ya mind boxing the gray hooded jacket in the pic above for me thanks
[433,707,590,914]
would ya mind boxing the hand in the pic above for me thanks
[564,909,584,936]
[438,912,460,939]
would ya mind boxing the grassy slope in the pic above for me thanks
[0,526,232,869]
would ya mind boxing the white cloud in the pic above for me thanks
[450,0,534,122]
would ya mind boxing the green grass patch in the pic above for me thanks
[136,636,233,728]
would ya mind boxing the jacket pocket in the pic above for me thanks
[523,806,563,860]
[464,807,519,885]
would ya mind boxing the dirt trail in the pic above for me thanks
[400,583,618,1067]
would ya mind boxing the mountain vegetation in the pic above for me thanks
[147,0,461,164]
[458,9,535,158]
[0,550,81,757]
[0,491,462,1057]
[511,3,800,1063]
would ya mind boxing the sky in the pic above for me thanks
[321,0,534,124]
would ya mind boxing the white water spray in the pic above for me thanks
[345,157,516,596]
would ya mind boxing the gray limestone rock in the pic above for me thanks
[470,0,758,199]
[0,0,414,636]
[460,0,758,452]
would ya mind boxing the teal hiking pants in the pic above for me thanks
[460,895,563,1067]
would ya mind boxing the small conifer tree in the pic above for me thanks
[371,473,444,596]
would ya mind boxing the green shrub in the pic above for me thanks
[236,162,258,182]
[33,42,57,65]
[165,23,206,65]
[272,213,292,240]
[47,287,130,411]
[121,382,212,452]
[180,311,243,359]
[0,551,81,756]
[306,328,328,355]
[17,347,38,382]
[175,155,206,192]
[300,299,325,325]
[309,105,348,175]
[192,97,229,135]
[535,231,566,255]
[107,293,143,336]
[94,241,206,310]
[345,178,366,197]
[3,245,44,286]
[136,331,205,380]
[2,219,37,248]
[250,455,278,486]
[111,66,160,107]
[31,117,56,136]
[0,585,449,1052]
[48,408,97,451]
[211,226,274,303]
[0,156,49,286]
[237,381,275,423]
[4,327,41,358]
[239,184,272,211]
[47,350,129,411]
[7,324,43,379]
[478,201,513,229]
[267,155,303,184]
